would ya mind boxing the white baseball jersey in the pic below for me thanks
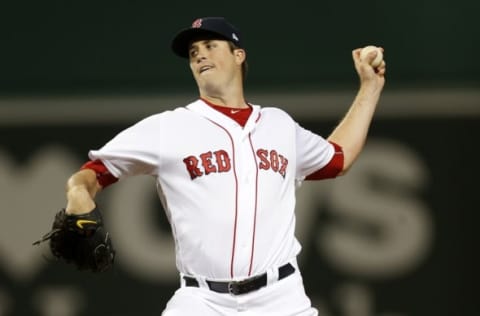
[89,99,335,281]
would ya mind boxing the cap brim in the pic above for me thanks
[171,28,230,58]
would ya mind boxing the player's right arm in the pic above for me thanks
[326,47,386,174]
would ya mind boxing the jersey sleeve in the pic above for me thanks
[80,159,119,188]
[305,141,344,180]
[88,115,163,179]
[295,123,341,180]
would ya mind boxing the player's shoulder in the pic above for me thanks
[114,104,194,137]
[135,102,196,124]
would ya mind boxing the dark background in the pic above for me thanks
[1,0,479,95]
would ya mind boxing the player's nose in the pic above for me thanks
[195,46,209,62]
[195,55,207,64]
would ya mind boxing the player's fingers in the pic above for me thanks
[352,49,365,71]
[373,60,386,68]
[375,61,386,75]
[352,48,362,60]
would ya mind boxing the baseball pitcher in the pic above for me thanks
[35,16,386,315]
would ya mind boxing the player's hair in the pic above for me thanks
[228,41,248,82]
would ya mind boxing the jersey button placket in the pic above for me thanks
[230,133,257,276]
[240,134,260,276]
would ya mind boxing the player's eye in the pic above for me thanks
[189,49,198,58]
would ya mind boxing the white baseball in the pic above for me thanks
[360,45,383,67]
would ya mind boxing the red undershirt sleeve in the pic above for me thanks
[80,160,119,188]
[305,142,344,180]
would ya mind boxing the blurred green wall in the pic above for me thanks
[2,0,479,95]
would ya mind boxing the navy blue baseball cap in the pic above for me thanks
[171,17,243,58]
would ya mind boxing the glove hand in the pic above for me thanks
[34,207,115,273]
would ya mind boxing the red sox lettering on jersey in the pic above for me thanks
[183,148,288,179]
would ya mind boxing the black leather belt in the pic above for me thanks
[183,262,295,295]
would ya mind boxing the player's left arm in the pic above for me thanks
[327,47,386,175]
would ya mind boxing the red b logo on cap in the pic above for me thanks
[192,19,202,28]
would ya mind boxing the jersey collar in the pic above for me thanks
[186,99,261,134]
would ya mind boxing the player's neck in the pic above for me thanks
[199,83,247,109]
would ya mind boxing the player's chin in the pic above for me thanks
[194,71,214,85]
[199,72,219,83]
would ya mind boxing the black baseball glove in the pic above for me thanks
[33,207,115,272]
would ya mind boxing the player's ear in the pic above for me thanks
[234,49,246,65]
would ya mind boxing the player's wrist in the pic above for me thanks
[65,198,96,215]
[358,80,384,97]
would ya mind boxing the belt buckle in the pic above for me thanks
[227,280,241,295]
[227,275,260,295]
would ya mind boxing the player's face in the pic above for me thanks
[188,39,245,93]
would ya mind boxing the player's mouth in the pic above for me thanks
[199,65,214,74]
